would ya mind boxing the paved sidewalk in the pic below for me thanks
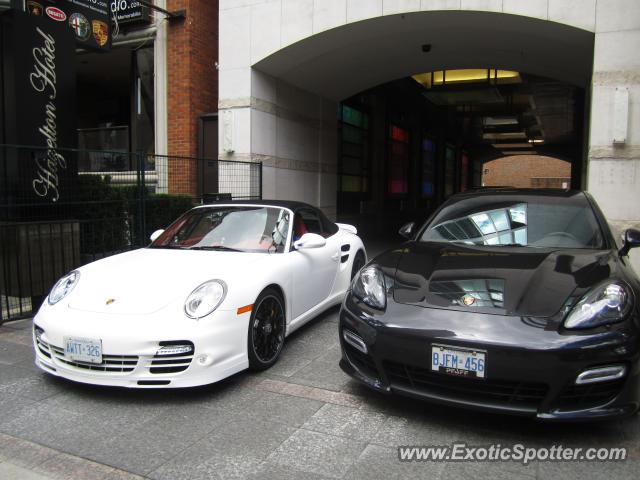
[0,432,144,480]
[0,314,638,479]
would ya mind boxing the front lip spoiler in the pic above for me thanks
[537,404,639,422]
[339,358,391,394]
[390,382,538,416]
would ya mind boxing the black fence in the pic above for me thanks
[0,144,262,324]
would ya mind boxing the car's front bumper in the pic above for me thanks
[339,296,640,421]
[32,306,250,388]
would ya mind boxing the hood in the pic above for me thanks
[68,248,264,315]
[391,242,616,317]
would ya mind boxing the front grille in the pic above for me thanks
[34,327,193,376]
[344,342,380,380]
[555,380,624,411]
[384,360,548,409]
[49,345,138,373]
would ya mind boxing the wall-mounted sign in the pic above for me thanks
[111,0,150,25]
[22,0,112,51]
[1,9,77,207]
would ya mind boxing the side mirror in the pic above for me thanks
[149,229,165,243]
[294,233,326,250]
[619,228,640,257]
[399,222,416,240]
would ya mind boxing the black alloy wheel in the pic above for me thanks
[248,288,286,370]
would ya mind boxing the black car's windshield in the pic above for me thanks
[419,194,605,249]
[150,206,290,253]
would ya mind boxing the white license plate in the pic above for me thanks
[64,337,102,364]
[431,344,486,379]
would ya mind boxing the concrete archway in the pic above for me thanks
[253,10,594,100]
[218,1,640,268]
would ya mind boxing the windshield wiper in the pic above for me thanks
[189,245,243,252]
[149,244,188,249]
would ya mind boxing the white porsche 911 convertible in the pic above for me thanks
[33,201,366,388]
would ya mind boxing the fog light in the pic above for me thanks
[343,329,368,354]
[575,365,627,385]
[155,344,193,356]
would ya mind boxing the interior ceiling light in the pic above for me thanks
[412,69,521,89]
[528,139,545,144]
[483,132,528,140]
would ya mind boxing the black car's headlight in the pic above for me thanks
[48,271,80,305]
[564,281,633,329]
[184,280,227,319]
[352,265,386,310]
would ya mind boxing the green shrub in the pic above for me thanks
[75,176,195,253]
[75,175,129,255]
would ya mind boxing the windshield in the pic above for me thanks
[150,206,291,253]
[419,195,605,249]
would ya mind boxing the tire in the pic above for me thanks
[350,250,365,280]
[248,288,286,371]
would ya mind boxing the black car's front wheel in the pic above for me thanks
[248,288,286,370]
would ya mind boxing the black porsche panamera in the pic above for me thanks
[339,189,640,421]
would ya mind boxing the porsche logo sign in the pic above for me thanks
[105,298,116,306]
[461,294,476,306]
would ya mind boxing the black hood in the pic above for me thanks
[390,242,616,317]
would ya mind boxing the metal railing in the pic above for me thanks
[0,144,262,324]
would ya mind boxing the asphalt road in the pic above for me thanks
[0,309,638,480]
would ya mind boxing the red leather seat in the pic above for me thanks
[294,215,308,238]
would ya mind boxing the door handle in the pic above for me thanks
[331,252,340,262]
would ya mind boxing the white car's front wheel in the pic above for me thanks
[248,288,286,370]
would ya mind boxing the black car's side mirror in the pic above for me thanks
[399,222,416,240]
[619,228,640,257]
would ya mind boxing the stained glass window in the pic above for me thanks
[388,125,409,195]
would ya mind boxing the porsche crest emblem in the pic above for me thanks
[461,294,476,306]
[105,298,116,306]
[92,20,109,47]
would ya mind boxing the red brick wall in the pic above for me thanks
[167,0,218,195]
[482,155,572,188]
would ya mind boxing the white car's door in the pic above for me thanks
[289,209,340,319]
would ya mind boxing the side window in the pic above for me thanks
[298,209,323,235]
[321,213,339,237]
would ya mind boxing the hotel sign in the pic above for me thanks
[1,10,77,205]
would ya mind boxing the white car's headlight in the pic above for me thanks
[564,281,633,329]
[352,265,386,310]
[48,271,80,305]
[184,280,227,319]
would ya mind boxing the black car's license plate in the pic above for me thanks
[431,344,486,379]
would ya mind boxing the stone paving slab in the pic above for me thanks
[0,433,146,480]
[0,312,638,480]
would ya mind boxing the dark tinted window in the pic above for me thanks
[299,209,323,235]
[294,207,338,239]
[320,211,339,237]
